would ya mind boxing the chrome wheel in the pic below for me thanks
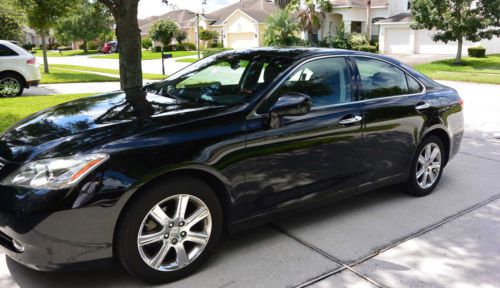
[137,194,212,271]
[0,77,21,97]
[416,142,441,189]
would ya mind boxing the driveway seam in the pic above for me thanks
[275,192,500,288]
[270,223,387,288]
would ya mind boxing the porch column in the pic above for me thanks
[344,21,352,33]
[409,28,416,54]
[378,26,385,53]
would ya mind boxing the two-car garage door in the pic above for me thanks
[226,33,257,49]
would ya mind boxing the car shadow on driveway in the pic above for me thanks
[4,186,406,288]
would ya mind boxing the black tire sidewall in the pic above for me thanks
[116,177,223,283]
[0,73,24,97]
[405,135,445,197]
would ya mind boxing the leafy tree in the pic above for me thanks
[98,0,143,90]
[174,29,188,44]
[264,10,299,46]
[0,10,23,41]
[287,0,333,43]
[412,0,499,64]
[477,0,500,38]
[55,1,113,53]
[16,0,77,73]
[149,20,179,49]
[141,37,153,51]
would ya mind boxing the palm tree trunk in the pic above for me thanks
[366,0,371,38]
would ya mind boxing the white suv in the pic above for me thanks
[0,40,41,97]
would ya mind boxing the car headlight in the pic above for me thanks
[0,154,109,190]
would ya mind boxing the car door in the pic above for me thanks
[352,56,429,186]
[241,56,364,216]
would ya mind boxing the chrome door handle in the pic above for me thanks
[415,103,431,111]
[338,115,363,125]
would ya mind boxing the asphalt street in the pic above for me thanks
[0,80,499,287]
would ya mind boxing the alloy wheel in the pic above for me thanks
[416,142,441,189]
[0,77,21,97]
[137,194,212,271]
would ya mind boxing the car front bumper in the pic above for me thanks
[0,205,115,271]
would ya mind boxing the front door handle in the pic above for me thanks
[338,115,363,125]
[415,102,431,111]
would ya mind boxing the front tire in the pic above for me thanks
[116,177,223,283]
[0,73,24,97]
[404,136,445,196]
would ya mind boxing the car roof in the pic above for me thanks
[220,47,404,66]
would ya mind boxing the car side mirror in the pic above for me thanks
[270,92,311,117]
[268,92,311,129]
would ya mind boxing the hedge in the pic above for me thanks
[202,48,233,58]
[353,45,378,53]
[468,46,486,58]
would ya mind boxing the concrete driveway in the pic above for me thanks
[1,80,499,288]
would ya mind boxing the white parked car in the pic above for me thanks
[0,40,41,97]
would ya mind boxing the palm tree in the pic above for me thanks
[275,0,291,9]
[366,0,372,37]
[264,10,299,46]
[287,0,333,43]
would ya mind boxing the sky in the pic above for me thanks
[138,0,237,19]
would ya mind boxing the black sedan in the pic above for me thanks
[0,48,464,282]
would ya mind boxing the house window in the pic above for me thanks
[351,21,362,33]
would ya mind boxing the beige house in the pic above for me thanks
[138,0,277,49]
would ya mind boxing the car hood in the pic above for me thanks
[0,90,232,163]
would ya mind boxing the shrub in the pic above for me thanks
[48,43,60,50]
[347,33,369,48]
[209,42,223,48]
[57,46,73,51]
[22,44,35,51]
[468,46,486,58]
[353,45,378,53]
[183,42,196,51]
[141,38,153,51]
[153,46,163,53]
[88,42,99,50]
[202,48,233,58]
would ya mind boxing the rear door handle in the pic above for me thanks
[338,115,363,125]
[415,102,431,111]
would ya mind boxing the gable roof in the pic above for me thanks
[139,9,196,35]
[205,0,279,25]
[378,12,412,23]
[331,0,388,7]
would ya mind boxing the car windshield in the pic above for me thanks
[145,52,294,106]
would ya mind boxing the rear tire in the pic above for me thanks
[0,73,24,97]
[116,177,223,283]
[404,136,445,196]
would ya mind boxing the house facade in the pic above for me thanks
[138,0,500,55]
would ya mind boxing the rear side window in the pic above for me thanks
[355,57,422,99]
[0,44,18,56]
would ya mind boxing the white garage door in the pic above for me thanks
[227,33,256,49]
[385,28,411,54]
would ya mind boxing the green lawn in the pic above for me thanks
[176,58,198,63]
[33,49,98,57]
[49,64,166,80]
[0,93,95,132]
[40,67,118,84]
[90,50,198,60]
[415,54,500,85]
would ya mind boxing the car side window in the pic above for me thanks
[0,44,18,57]
[355,57,421,99]
[258,57,351,113]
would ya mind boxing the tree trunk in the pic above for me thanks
[83,40,88,54]
[455,37,463,64]
[41,27,49,74]
[112,2,143,91]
